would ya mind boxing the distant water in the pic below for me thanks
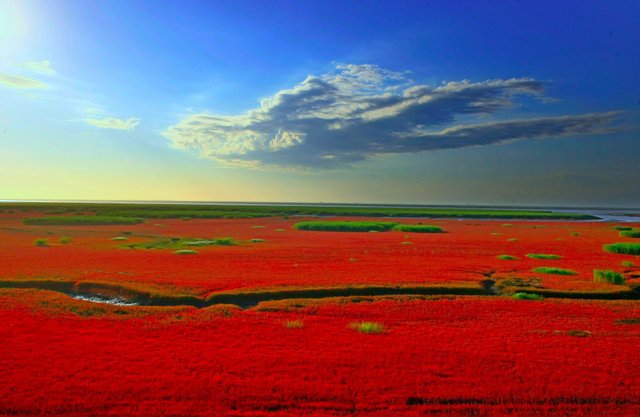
[551,208,640,223]
[72,294,138,306]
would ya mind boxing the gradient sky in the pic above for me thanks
[1,0,639,207]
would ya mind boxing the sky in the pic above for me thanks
[1,0,639,207]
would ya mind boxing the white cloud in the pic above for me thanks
[20,60,56,75]
[0,73,47,89]
[164,64,627,169]
[85,116,141,131]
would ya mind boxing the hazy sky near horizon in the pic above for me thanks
[1,0,639,207]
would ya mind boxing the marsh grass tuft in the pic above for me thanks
[34,238,49,247]
[512,292,543,300]
[532,267,577,275]
[567,330,591,337]
[284,319,304,329]
[181,239,220,246]
[174,249,198,255]
[58,236,72,244]
[622,260,635,268]
[393,224,443,233]
[613,226,633,231]
[294,221,398,232]
[603,243,640,255]
[593,269,625,285]
[526,253,561,260]
[349,321,385,334]
[497,254,518,260]
[616,318,640,325]
[620,230,640,238]
[127,237,237,250]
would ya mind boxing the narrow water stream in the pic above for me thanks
[71,294,139,306]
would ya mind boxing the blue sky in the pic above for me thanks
[1,0,639,206]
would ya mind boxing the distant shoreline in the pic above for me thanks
[1,198,638,212]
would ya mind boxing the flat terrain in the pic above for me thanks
[1,205,640,416]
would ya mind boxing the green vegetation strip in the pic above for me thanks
[512,292,543,300]
[532,267,577,275]
[124,237,236,250]
[392,224,443,233]
[293,221,445,233]
[497,255,518,260]
[3,202,597,220]
[620,230,640,238]
[526,253,562,260]
[294,221,398,232]
[593,269,625,285]
[603,243,640,255]
[24,216,144,226]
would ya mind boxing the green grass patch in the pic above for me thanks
[593,269,625,285]
[183,237,235,246]
[34,238,48,247]
[512,292,543,300]
[125,237,237,250]
[58,236,72,244]
[620,230,640,238]
[613,226,633,231]
[497,254,518,260]
[622,260,635,268]
[532,267,577,275]
[24,216,144,226]
[251,238,265,243]
[392,224,443,233]
[174,249,198,255]
[349,321,385,334]
[526,253,561,260]
[603,243,640,255]
[293,221,398,232]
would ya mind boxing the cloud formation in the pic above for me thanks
[85,116,141,131]
[20,60,56,75]
[164,64,626,169]
[0,74,48,89]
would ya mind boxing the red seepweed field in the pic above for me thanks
[1,206,640,416]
